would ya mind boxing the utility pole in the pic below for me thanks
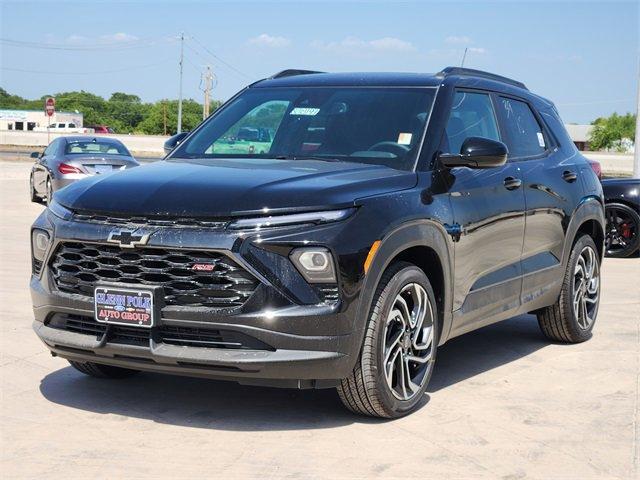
[634,59,640,177]
[177,32,184,134]
[461,47,468,67]
[200,66,214,119]
[163,101,167,136]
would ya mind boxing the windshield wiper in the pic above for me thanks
[274,155,344,163]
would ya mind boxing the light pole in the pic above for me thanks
[634,59,640,177]
[177,32,184,134]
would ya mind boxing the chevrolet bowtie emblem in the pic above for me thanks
[107,230,150,248]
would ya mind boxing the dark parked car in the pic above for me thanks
[602,177,639,257]
[31,68,605,418]
[29,136,139,204]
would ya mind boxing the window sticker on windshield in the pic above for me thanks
[537,132,545,148]
[290,107,320,116]
[398,133,412,145]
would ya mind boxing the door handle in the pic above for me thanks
[503,177,522,190]
[562,170,577,183]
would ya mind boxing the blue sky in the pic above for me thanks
[0,0,638,123]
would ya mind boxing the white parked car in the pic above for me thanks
[34,122,94,133]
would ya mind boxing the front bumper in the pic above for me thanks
[33,320,347,388]
[30,210,369,388]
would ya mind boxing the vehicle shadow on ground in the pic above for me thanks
[39,314,548,431]
[428,314,548,392]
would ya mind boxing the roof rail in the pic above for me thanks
[438,67,528,90]
[269,69,324,79]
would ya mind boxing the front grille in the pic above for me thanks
[72,212,228,229]
[50,242,259,308]
[47,313,274,351]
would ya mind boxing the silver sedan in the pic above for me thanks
[30,136,139,204]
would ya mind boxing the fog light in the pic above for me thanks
[290,247,336,283]
[32,229,50,262]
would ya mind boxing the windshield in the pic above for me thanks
[65,140,129,156]
[173,86,436,171]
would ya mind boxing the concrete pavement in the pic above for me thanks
[1,161,638,479]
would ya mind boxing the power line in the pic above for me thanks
[0,36,166,51]
[1,59,172,75]
[188,35,251,80]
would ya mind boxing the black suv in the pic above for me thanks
[31,68,605,418]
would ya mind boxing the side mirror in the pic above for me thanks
[30,151,41,159]
[439,137,508,169]
[164,132,189,155]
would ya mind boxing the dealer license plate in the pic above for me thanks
[94,286,155,328]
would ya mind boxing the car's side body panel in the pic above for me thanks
[602,178,640,212]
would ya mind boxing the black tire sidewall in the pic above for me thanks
[29,173,37,201]
[372,265,438,416]
[45,177,52,205]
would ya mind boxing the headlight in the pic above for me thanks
[290,247,336,283]
[31,229,51,263]
[48,199,73,221]
[228,208,354,231]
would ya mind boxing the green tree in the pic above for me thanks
[136,99,210,135]
[589,112,636,151]
[0,88,219,134]
[105,92,149,133]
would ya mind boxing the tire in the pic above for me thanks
[29,173,39,203]
[338,262,438,418]
[69,360,139,379]
[45,176,53,205]
[537,234,601,343]
[605,202,640,258]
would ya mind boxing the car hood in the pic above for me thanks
[55,158,417,217]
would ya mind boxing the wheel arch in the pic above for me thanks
[355,219,454,348]
[564,196,606,264]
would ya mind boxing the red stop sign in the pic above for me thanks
[45,97,55,117]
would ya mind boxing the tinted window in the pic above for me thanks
[498,98,546,157]
[175,87,437,171]
[444,91,499,154]
[43,139,58,156]
[65,140,129,156]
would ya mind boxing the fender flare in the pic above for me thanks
[353,219,455,350]
[561,196,606,265]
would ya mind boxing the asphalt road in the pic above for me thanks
[1,161,639,479]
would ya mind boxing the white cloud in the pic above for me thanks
[467,47,487,54]
[311,36,416,54]
[64,34,87,44]
[247,33,291,48]
[445,35,472,45]
[99,32,139,43]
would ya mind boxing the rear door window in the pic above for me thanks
[443,91,500,154]
[43,139,58,156]
[497,97,547,158]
